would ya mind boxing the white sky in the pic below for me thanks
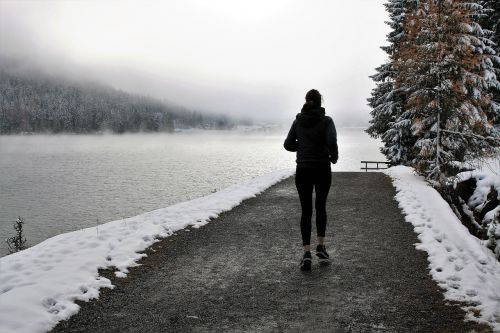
[0,0,390,124]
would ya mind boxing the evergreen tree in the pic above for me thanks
[479,0,500,126]
[367,0,419,164]
[478,1,499,45]
[395,0,500,185]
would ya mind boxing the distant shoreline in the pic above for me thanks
[0,126,369,136]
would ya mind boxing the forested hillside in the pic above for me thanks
[0,63,234,134]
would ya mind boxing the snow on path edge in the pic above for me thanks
[0,169,294,333]
[385,166,500,331]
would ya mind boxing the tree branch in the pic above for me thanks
[441,129,500,142]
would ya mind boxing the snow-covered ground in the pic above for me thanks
[0,169,294,333]
[386,166,500,331]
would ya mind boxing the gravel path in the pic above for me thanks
[52,172,491,333]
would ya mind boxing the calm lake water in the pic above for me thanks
[0,128,383,255]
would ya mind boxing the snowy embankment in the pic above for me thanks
[455,161,500,258]
[386,166,500,331]
[0,169,294,333]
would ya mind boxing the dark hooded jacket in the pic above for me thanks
[283,104,338,168]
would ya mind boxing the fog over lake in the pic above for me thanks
[0,0,389,125]
[0,129,383,255]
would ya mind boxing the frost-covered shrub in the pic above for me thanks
[6,216,28,254]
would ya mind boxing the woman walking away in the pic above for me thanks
[284,89,338,271]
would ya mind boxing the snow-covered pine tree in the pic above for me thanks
[478,0,500,126]
[478,1,499,52]
[395,0,500,185]
[367,0,419,164]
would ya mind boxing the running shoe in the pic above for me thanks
[316,244,330,265]
[299,251,312,271]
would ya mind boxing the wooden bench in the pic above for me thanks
[360,161,392,172]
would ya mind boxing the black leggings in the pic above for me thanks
[295,167,332,246]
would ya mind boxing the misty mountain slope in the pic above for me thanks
[0,62,234,134]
